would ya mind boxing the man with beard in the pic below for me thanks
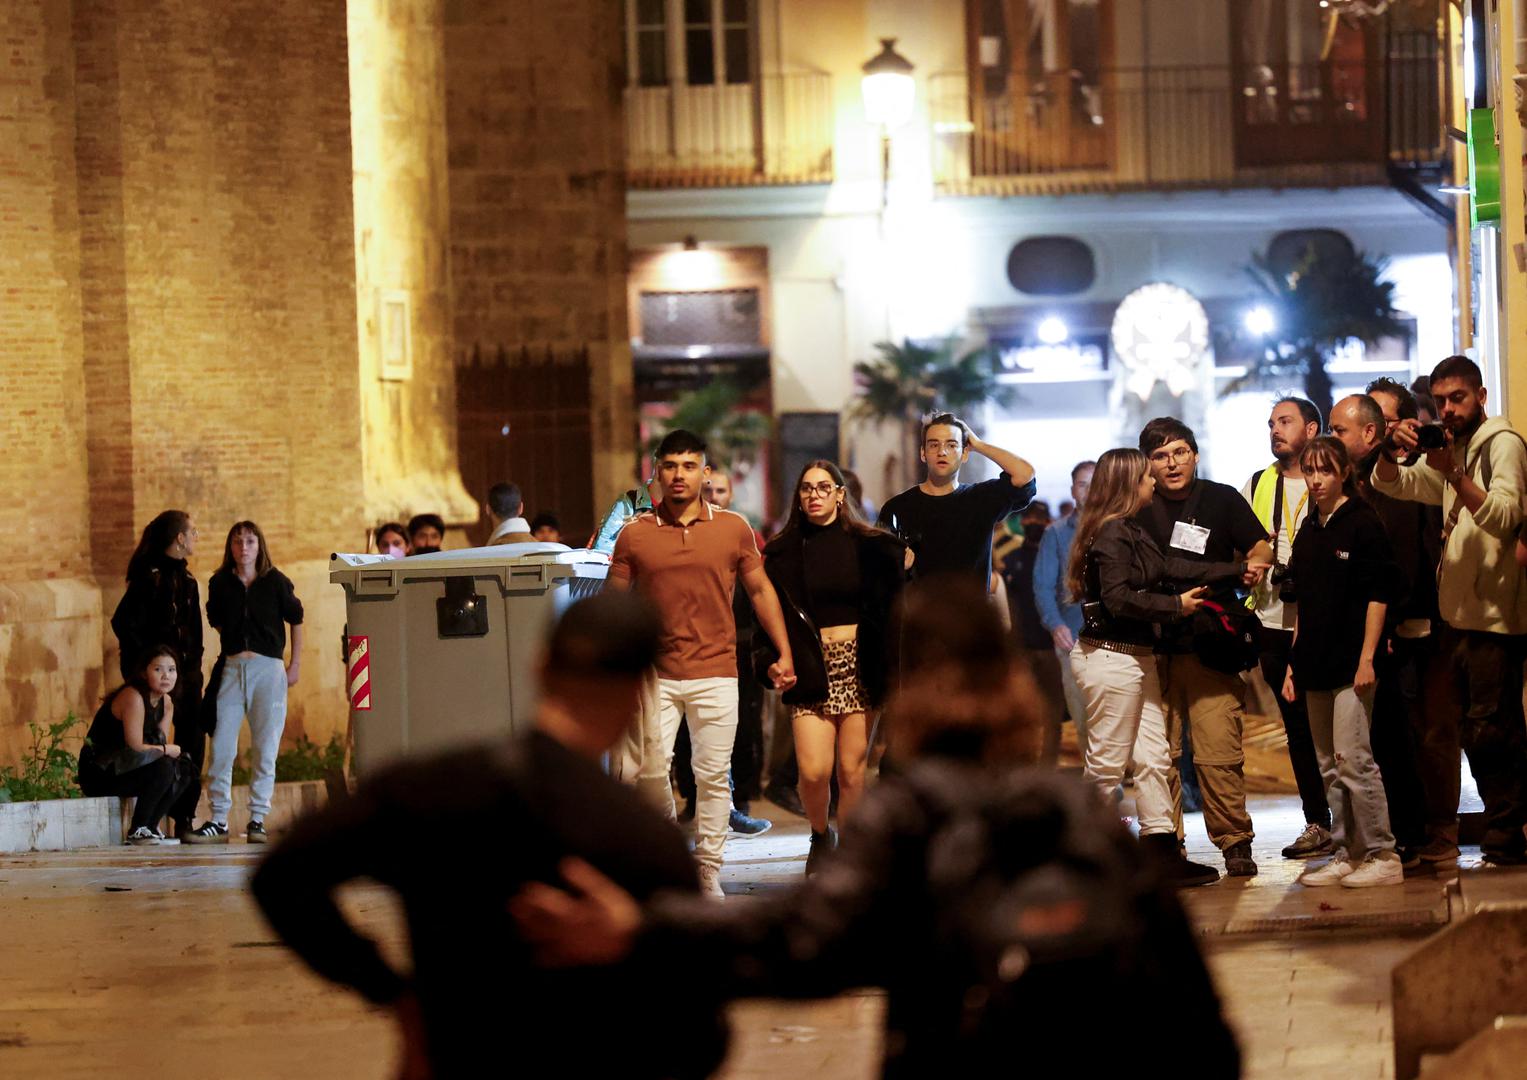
[1327,394,1436,865]
[1241,397,1333,861]
[1139,419,1272,877]
[1372,355,1527,865]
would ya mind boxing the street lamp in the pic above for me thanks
[862,38,915,215]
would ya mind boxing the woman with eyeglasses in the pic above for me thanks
[1066,450,1266,887]
[762,460,909,873]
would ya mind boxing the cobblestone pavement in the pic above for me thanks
[1,793,1521,1079]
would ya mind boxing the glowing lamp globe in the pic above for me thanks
[862,38,915,129]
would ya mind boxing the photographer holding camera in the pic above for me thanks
[1372,355,1527,866]
[1241,398,1333,862]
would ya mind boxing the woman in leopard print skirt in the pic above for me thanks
[762,461,909,873]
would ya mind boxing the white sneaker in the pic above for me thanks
[1298,856,1354,887]
[697,864,725,900]
[1340,851,1405,888]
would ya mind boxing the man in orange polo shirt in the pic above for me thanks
[608,429,797,897]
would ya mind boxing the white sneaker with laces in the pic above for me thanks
[1298,856,1353,887]
[1340,851,1404,888]
[698,864,725,900]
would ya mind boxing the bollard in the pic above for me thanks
[1392,905,1527,1079]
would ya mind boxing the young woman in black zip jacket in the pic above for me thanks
[1066,449,1266,887]
[762,459,908,872]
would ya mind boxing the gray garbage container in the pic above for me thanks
[330,543,609,775]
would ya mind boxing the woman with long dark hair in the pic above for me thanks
[763,459,907,873]
[111,510,204,836]
[185,521,304,845]
[1065,449,1262,886]
[1281,437,1402,888]
[77,644,201,845]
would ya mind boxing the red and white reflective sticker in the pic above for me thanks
[347,635,372,711]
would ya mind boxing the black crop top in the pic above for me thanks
[801,520,863,628]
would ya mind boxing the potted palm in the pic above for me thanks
[849,337,1014,491]
[1227,243,1406,421]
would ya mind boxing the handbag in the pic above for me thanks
[1190,596,1259,674]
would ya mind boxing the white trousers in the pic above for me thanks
[1070,644,1174,836]
[634,677,738,870]
[207,655,288,822]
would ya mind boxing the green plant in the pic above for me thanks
[645,377,772,472]
[226,734,349,787]
[849,337,1015,488]
[1226,244,1405,422]
[0,714,85,803]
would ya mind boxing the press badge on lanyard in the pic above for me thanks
[1170,520,1211,555]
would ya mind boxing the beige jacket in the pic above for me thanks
[1371,414,1527,635]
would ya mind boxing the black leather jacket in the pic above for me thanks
[638,758,1240,1079]
[1082,519,1243,648]
[762,525,907,706]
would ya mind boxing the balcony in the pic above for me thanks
[931,50,1446,196]
[625,71,834,189]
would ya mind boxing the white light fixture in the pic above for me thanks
[1243,305,1276,337]
[861,38,916,130]
[1036,315,1070,345]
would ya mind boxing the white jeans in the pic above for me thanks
[1070,644,1174,836]
[207,654,288,822]
[1056,644,1089,753]
[636,677,739,870]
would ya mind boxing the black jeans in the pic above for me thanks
[1372,645,1430,849]
[104,755,201,832]
[1445,627,1527,859]
[1258,626,1331,829]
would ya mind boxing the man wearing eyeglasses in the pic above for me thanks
[1136,418,1273,878]
[876,413,1037,587]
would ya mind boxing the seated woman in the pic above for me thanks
[78,644,201,845]
[512,582,1240,1079]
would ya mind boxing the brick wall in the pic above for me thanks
[1,0,367,766]
[443,0,635,521]
[0,2,103,764]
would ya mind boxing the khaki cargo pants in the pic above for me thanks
[1158,651,1254,850]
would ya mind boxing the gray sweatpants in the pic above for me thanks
[207,655,288,823]
[1304,685,1395,861]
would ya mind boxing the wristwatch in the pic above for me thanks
[1447,465,1466,486]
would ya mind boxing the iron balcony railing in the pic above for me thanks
[932,54,1446,195]
[626,71,834,188]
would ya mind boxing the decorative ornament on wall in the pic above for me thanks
[1109,283,1211,402]
[378,288,413,381]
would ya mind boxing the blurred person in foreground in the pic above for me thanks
[251,592,723,1080]
[514,579,1240,1079]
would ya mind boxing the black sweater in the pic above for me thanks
[251,732,722,1080]
[206,568,304,660]
[1290,496,1397,691]
[763,525,907,705]
[111,553,203,695]
[1082,518,1243,648]
[637,762,1240,1079]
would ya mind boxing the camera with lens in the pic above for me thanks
[1415,423,1447,451]
[1270,564,1296,603]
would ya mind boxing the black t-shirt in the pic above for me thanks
[1136,479,1266,653]
[1289,498,1396,691]
[800,519,863,628]
[878,474,1037,584]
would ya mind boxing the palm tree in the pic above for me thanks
[645,377,771,472]
[1229,244,1405,421]
[849,337,1013,490]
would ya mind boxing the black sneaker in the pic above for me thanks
[1224,841,1258,877]
[246,820,269,844]
[1396,845,1421,871]
[1280,823,1334,860]
[182,821,230,845]
[126,826,158,846]
[728,808,773,837]
[805,825,838,877]
[1143,834,1219,887]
